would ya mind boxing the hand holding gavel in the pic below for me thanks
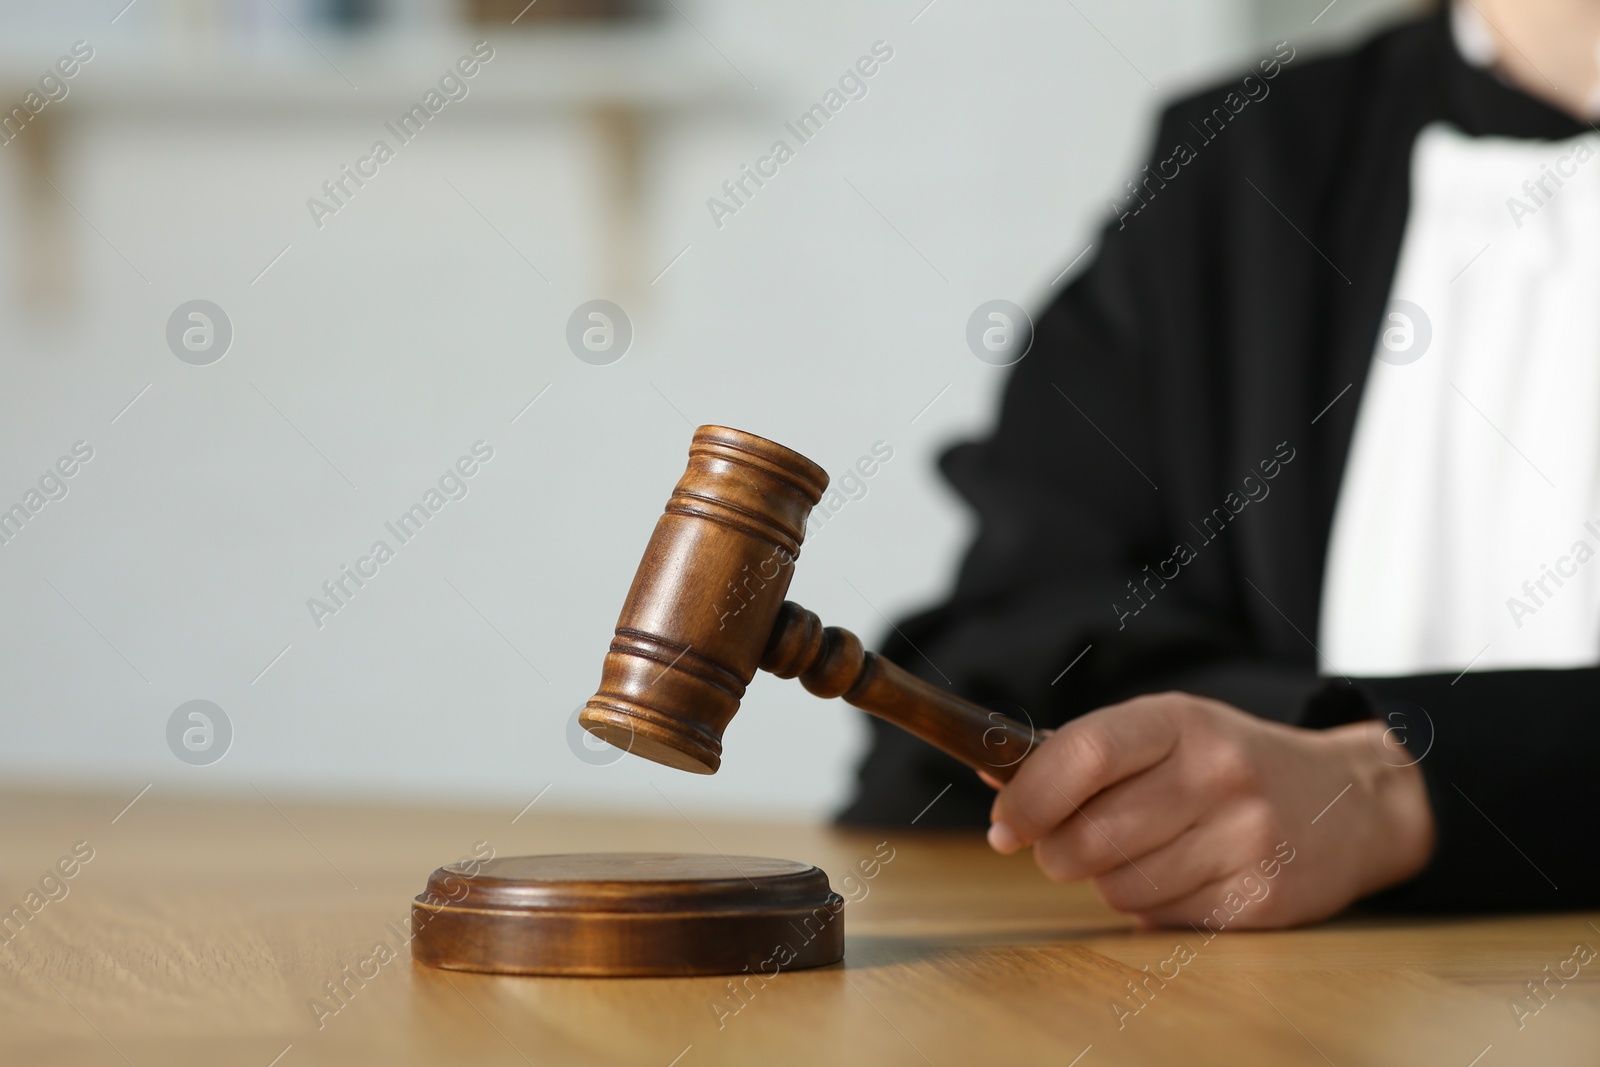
[581,425,1038,781]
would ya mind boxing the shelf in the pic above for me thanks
[0,26,762,114]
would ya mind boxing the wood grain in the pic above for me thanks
[1,786,1597,1065]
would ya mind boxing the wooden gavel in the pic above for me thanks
[581,425,1038,782]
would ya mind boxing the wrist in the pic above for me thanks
[1324,721,1436,897]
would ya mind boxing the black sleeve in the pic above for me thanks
[1345,668,1600,913]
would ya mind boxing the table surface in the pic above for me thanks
[3,787,1597,1066]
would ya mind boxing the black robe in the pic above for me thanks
[839,10,1597,914]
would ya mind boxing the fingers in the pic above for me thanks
[1125,874,1237,930]
[1030,757,1205,882]
[989,695,1182,852]
[976,769,1004,791]
[1129,868,1286,930]
[1086,813,1246,914]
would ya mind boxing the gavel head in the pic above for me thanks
[581,426,829,774]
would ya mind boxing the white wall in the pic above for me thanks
[0,0,1399,817]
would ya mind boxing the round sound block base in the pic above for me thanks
[411,853,845,977]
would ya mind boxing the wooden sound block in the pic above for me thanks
[410,853,845,977]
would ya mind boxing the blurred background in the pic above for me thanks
[0,0,1415,820]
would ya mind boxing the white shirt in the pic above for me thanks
[1319,121,1600,676]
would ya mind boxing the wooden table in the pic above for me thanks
[3,787,1597,1065]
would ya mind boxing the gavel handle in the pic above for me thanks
[760,601,1040,784]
